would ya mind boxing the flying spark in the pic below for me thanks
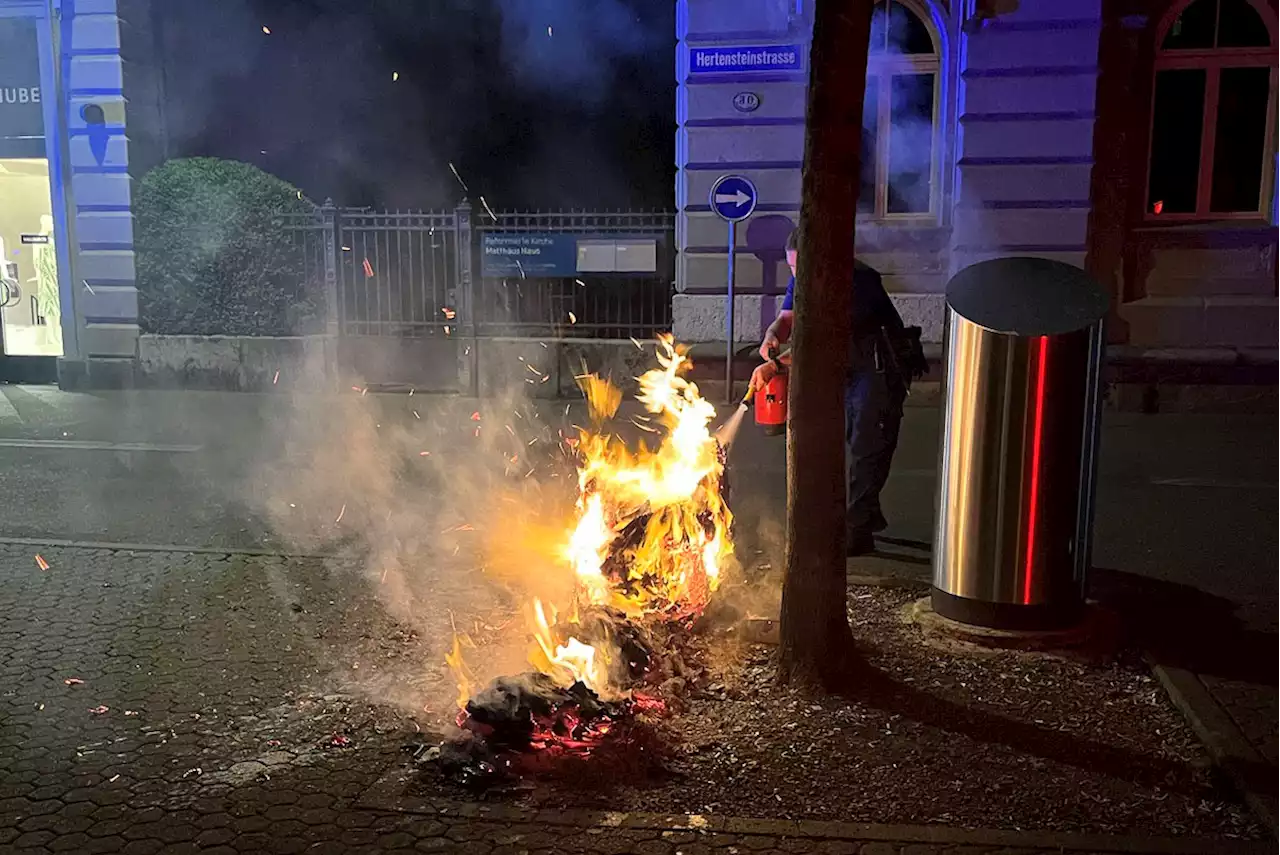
[479,195,498,221]
[262,25,271,34]
[82,280,96,295]
[272,370,279,385]
[448,162,469,192]
[568,311,577,324]
[547,25,553,36]
[335,504,346,524]
[34,554,49,571]
[575,278,586,287]
[392,71,400,81]
[412,410,420,419]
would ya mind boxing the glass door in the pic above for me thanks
[1,7,63,381]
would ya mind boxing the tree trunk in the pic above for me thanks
[777,0,875,692]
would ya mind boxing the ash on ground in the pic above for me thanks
[420,673,670,792]
[416,607,699,792]
[408,585,1263,838]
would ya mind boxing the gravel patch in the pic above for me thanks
[412,586,1262,839]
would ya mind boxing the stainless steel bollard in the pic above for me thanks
[932,257,1108,630]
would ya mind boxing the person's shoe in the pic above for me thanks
[846,531,876,557]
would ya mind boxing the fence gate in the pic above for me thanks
[294,202,675,391]
[474,210,674,340]
[334,208,463,390]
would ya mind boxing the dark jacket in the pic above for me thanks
[850,261,906,376]
[780,260,908,377]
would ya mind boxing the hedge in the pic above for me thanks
[135,157,321,336]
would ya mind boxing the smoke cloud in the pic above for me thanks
[138,0,674,209]
[246,351,588,719]
[861,1,940,216]
[487,0,663,103]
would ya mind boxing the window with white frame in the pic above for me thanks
[859,0,941,221]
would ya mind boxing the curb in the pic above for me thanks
[1151,662,1278,838]
[0,535,336,560]
[359,768,1270,854]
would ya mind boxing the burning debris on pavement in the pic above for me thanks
[424,335,730,789]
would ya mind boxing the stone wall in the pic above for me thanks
[459,338,654,399]
[950,1,1102,276]
[61,0,140,375]
[137,334,337,391]
[673,0,1107,348]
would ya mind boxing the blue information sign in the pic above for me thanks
[709,175,758,223]
[481,232,578,278]
[689,45,803,75]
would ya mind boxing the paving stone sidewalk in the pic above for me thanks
[0,544,1269,855]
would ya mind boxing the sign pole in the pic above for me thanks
[725,220,736,405]
[707,173,758,407]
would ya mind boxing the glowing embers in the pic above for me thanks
[435,335,730,788]
[439,606,663,788]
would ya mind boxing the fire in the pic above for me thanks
[567,334,731,617]
[446,633,479,710]
[528,599,610,695]
[447,335,732,708]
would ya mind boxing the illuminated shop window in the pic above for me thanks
[1147,0,1276,219]
[860,0,941,222]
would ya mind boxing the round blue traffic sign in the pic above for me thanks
[709,174,758,223]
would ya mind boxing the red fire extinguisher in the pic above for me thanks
[753,348,788,436]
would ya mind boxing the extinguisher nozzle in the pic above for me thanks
[741,386,756,405]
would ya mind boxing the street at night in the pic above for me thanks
[0,384,1275,852]
[2,0,1278,852]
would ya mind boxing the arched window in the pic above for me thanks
[860,0,941,221]
[1147,0,1277,219]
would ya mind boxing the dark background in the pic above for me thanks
[122,0,676,210]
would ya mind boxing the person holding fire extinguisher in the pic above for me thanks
[749,227,926,556]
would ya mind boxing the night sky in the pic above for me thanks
[154,0,676,210]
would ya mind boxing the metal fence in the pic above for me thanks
[474,209,674,340]
[284,201,674,342]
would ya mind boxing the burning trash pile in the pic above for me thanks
[430,336,733,788]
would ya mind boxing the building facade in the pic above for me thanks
[672,0,1278,356]
[0,0,142,384]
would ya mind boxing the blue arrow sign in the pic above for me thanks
[709,174,758,223]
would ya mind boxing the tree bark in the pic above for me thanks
[777,0,875,691]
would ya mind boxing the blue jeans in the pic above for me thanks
[844,370,905,537]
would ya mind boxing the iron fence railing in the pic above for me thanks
[338,210,460,338]
[474,209,674,340]
[283,201,674,341]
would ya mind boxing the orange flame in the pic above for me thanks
[447,335,732,708]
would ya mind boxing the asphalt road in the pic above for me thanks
[0,382,1274,630]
